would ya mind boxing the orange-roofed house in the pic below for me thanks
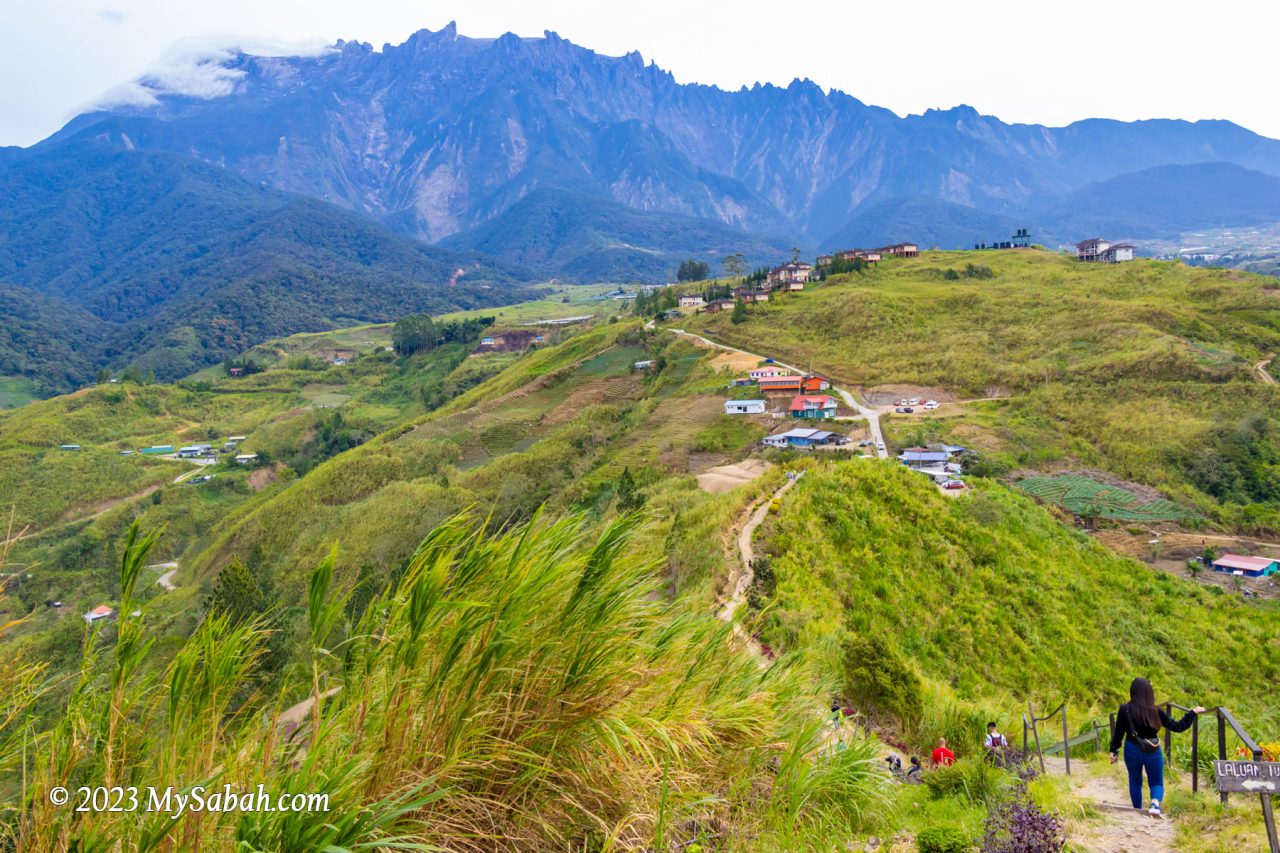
[789,395,838,419]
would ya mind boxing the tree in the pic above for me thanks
[206,557,268,625]
[615,467,645,513]
[676,259,710,282]
[94,367,112,384]
[721,253,747,279]
[731,299,749,325]
[392,313,438,356]
[790,246,802,264]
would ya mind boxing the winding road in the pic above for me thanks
[1255,358,1276,385]
[669,329,889,458]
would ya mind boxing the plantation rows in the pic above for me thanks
[1016,474,1195,522]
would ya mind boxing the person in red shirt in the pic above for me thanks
[930,737,956,766]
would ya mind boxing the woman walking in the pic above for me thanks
[1108,677,1204,818]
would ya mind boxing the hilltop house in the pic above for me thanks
[1211,554,1279,578]
[1075,238,1135,263]
[733,289,770,303]
[899,449,950,468]
[83,605,117,624]
[234,453,259,465]
[801,375,831,392]
[818,249,884,267]
[762,427,849,448]
[678,294,706,309]
[789,395,838,419]
[750,367,793,380]
[704,299,737,313]
[725,399,767,415]
[757,375,803,393]
[766,262,813,286]
[877,242,919,258]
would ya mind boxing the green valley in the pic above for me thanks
[4,251,1280,850]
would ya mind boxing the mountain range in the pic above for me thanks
[4,22,1280,394]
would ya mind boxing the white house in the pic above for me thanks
[1076,238,1135,263]
[234,453,259,465]
[724,399,767,415]
[84,605,117,624]
[749,367,793,381]
[678,295,705,309]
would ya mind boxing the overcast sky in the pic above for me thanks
[1,0,1276,146]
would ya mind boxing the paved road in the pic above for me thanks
[150,562,179,591]
[669,328,889,458]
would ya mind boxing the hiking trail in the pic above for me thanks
[1042,756,1176,852]
[716,471,803,653]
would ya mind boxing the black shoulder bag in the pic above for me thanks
[1127,709,1161,753]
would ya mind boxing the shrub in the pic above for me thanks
[980,787,1065,853]
[840,632,924,724]
[918,825,974,853]
[923,760,1009,807]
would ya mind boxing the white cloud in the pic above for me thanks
[88,35,334,111]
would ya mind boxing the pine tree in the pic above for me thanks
[731,299,748,325]
[616,467,645,513]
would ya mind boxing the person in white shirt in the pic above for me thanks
[983,721,1009,760]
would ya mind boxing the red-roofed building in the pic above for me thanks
[789,395,838,419]
[83,604,117,624]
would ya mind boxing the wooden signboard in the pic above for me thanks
[1215,760,1280,794]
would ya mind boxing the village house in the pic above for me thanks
[816,254,833,267]
[633,360,655,370]
[786,281,805,292]
[703,299,737,313]
[789,394,838,419]
[899,449,951,468]
[762,428,849,449]
[732,289,770,304]
[766,262,814,287]
[139,445,174,456]
[876,242,919,258]
[757,375,803,393]
[724,399,768,415]
[838,249,883,264]
[234,453,259,465]
[1075,238,1136,263]
[227,367,245,377]
[749,366,793,380]
[801,375,831,392]
[678,294,706,309]
[1211,554,1280,578]
[83,605,117,624]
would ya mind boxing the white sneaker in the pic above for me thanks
[1148,801,1163,819]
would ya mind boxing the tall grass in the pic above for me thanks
[7,511,891,850]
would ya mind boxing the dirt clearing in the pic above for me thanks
[696,459,772,493]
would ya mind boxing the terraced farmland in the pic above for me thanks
[1016,473,1198,523]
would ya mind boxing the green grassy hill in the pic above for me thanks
[688,250,1280,531]
[757,462,1278,723]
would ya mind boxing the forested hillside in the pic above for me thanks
[0,141,531,391]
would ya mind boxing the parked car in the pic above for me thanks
[923,401,939,410]
[943,480,966,490]
[876,440,886,451]
[903,407,914,413]
[908,398,919,406]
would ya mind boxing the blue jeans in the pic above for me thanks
[1123,738,1164,808]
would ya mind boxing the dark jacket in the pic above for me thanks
[1109,702,1197,754]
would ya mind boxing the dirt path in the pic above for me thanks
[716,472,803,652]
[1256,358,1276,385]
[668,329,889,458]
[1065,765,1176,852]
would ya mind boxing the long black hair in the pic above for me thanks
[1129,676,1161,730]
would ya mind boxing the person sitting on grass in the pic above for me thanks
[905,756,922,781]
[930,737,956,766]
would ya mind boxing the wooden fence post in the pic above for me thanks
[1062,705,1071,776]
[1191,713,1199,794]
[1218,710,1229,806]
[1028,701,1045,776]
